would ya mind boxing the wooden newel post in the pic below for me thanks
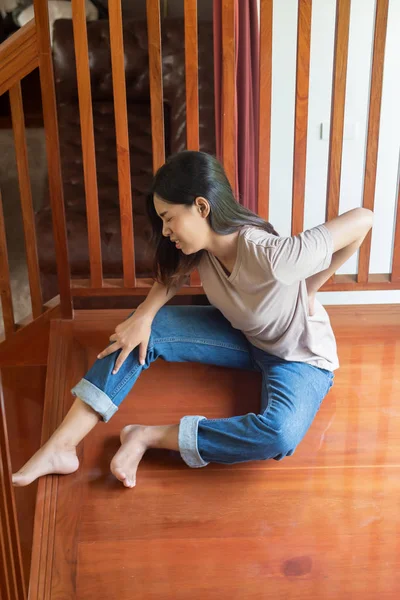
[0,372,26,600]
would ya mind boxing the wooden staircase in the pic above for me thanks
[17,307,400,599]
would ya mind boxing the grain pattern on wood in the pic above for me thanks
[108,0,135,287]
[0,190,15,339]
[71,0,103,288]
[326,0,351,222]
[325,0,351,286]
[257,0,273,222]
[321,273,400,291]
[33,0,72,318]
[0,372,27,600]
[184,0,200,151]
[70,278,205,296]
[28,320,84,600]
[27,306,400,599]
[146,0,165,172]
[68,272,400,296]
[9,82,43,319]
[292,0,312,236]
[221,0,236,193]
[0,21,38,97]
[0,297,60,366]
[358,0,389,283]
[2,366,46,592]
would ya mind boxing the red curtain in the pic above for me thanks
[213,0,260,213]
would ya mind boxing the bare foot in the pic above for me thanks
[12,441,79,487]
[110,425,149,488]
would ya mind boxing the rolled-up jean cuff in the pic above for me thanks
[71,379,118,423]
[179,415,209,468]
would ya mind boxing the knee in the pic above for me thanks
[270,429,298,460]
[256,417,300,461]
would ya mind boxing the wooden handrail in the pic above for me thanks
[0,21,38,97]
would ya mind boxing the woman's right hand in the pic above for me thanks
[97,309,153,374]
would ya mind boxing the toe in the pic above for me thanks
[112,468,126,483]
[12,473,27,487]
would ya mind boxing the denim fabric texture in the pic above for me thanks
[71,306,334,468]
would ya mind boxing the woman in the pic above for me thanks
[13,151,373,488]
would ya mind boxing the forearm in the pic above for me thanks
[135,281,181,321]
[306,232,368,293]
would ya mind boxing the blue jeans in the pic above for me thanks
[71,306,334,468]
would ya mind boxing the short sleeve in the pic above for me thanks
[269,224,333,285]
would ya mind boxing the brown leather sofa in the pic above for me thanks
[35,18,215,303]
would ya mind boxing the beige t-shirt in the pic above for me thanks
[198,224,339,372]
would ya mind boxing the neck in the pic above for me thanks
[205,230,240,262]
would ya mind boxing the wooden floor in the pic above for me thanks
[4,306,400,599]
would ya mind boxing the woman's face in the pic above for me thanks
[153,194,210,255]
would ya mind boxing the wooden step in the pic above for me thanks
[27,310,400,599]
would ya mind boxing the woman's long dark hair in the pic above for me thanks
[146,150,278,289]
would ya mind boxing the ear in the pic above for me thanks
[195,196,210,218]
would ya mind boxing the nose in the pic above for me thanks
[162,221,171,238]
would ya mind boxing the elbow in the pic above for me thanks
[358,207,374,231]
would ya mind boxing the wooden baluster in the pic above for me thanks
[0,374,26,599]
[391,173,400,282]
[9,82,43,319]
[184,0,201,287]
[292,0,312,236]
[221,0,236,194]
[257,0,273,222]
[108,0,136,287]
[147,0,165,173]
[71,0,103,287]
[33,0,72,318]
[325,0,351,285]
[184,0,200,151]
[0,190,16,339]
[358,0,389,283]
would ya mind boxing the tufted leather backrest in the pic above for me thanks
[34,18,216,283]
[52,18,216,156]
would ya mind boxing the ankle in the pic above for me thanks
[46,437,77,453]
[144,424,179,451]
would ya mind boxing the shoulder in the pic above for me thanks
[241,226,281,250]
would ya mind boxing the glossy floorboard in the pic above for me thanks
[5,307,400,598]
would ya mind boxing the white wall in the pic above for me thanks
[268,0,400,304]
